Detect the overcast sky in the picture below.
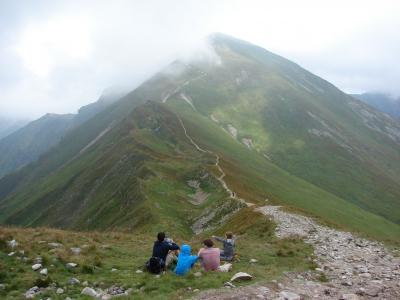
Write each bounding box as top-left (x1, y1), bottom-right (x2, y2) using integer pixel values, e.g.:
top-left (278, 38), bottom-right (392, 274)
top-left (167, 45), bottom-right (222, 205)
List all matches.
top-left (1, 0), bottom-right (399, 120)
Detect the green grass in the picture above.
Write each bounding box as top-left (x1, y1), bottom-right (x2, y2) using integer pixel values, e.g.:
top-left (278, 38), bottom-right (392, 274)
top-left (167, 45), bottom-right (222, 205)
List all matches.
top-left (0, 34), bottom-right (399, 246)
top-left (0, 207), bottom-right (319, 300)
top-left (164, 95), bottom-right (400, 241)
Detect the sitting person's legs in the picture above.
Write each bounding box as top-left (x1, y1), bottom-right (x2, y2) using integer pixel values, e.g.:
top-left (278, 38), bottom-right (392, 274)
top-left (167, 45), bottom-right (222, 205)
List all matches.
top-left (166, 249), bottom-right (179, 266)
top-left (219, 263), bottom-right (232, 272)
top-left (220, 250), bottom-right (232, 261)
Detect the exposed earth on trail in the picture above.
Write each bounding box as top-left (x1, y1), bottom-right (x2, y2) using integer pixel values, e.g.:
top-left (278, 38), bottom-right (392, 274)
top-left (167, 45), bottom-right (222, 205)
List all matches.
top-left (188, 206), bottom-right (400, 300)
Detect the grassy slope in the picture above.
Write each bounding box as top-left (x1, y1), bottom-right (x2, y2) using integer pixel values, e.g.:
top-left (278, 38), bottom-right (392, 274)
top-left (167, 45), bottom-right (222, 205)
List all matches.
top-left (0, 61), bottom-right (200, 201)
top-left (178, 38), bottom-right (400, 225)
top-left (1, 97), bottom-right (399, 241)
top-left (0, 34), bottom-right (399, 243)
top-left (0, 210), bottom-right (318, 300)
top-left (0, 114), bottom-right (75, 178)
top-left (167, 97), bottom-right (400, 241)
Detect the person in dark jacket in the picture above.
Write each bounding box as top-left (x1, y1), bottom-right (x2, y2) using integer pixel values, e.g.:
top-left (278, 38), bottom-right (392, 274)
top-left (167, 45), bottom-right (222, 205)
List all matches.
top-left (212, 231), bottom-right (235, 261)
top-left (174, 244), bottom-right (198, 276)
top-left (152, 232), bottom-right (180, 267)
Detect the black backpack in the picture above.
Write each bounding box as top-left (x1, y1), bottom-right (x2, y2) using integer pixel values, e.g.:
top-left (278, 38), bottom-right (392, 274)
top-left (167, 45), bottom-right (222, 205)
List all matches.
top-left (146, 257), bottom-right (166, 274)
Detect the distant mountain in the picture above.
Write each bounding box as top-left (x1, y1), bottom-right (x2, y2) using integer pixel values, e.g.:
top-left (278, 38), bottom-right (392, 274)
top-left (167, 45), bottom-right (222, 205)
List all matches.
top-left (0, 87), bottom-right (126, 178)
top-left (0, 118), bottom-right (31, 140)
top-left (0, 33), bottom-right (399, 241)
top-left (351, 93), bottom-right (400, 120)
top-left (73, 86), bottom-right (128, 125)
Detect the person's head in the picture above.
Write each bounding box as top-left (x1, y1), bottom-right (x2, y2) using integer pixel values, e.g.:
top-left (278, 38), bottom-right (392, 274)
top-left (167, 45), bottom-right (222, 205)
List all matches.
top-left (157, 232), bottom-right (166, 242)
top-left (181, 244), bottom-right (191, 255)
top-left (203, 238), bottom-right (213, 248)
top-left (225, 232), bottom-right (233, 239)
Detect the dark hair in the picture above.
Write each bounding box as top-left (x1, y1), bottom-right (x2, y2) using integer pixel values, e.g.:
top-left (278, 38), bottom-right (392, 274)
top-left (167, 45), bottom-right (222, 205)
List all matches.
top-left (203, 238), bottom-right (213, 248)
top-left (226, 232), bottom-right (233, 239)
top-left (157, 232), bottom-right (166, 242)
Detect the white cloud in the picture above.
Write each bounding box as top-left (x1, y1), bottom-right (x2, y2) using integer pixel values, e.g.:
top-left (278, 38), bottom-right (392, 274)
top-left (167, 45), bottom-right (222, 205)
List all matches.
top-left (1, 0), bottom-right (399, 120)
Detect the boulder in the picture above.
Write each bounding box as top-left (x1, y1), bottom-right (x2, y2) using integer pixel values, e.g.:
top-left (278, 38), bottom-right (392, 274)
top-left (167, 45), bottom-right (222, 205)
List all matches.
top-left (31, 264), bottom-right (42, 271)
top-left (70, 247), bottom-right (81, 254)
top-left (279, 291), bottom-right (301, 300)
top-left (81, 287), bottom-right (97, 297)
top-left (34, 257), bottom-right (42, 264)
top-left (66, 263), bottom-right (77, 268)
top-left (39, 268), bottom-right (48, 276)
top-left (68, 278), bottom-right (80, 285)
top-left (230, 272), bottom-right (252, 282)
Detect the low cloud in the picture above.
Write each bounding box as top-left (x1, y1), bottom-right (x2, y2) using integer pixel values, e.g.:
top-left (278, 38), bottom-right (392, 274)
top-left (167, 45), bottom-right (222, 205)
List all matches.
top-left (1, 0), bottom-right (399, 120)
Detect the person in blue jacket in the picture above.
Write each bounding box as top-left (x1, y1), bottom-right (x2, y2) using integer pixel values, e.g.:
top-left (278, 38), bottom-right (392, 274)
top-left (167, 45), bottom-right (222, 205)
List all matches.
top-left (174, 244), bottom-right (198, 276)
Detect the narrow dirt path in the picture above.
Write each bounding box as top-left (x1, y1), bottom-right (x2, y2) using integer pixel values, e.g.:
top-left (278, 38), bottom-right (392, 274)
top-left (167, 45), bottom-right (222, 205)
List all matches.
top-left (164, 64), bottom-right (236, 200)
top-left (165, 65), bottom-right (400, 300)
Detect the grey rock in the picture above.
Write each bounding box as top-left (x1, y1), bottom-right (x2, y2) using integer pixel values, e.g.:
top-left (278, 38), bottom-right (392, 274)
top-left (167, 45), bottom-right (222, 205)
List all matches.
top-left (341, 279), bottom-right (353, 286)
top-left (257, 286), bottom-right (270, 293)
top-left (230, 272), bottom-right (252, 282)
top-left (34, 257), bottom-right (42, 264)
top-left (341, 294), bottom-right (359, 300)
top-left (7, 239), bottom-right (16, 249)
top-left (68, 278), bottom-right (80, 285)
top-left (81, 287), bottom-right (97, 297)
top-left (356, 288), bottom-right (366, 296)
top-left (223, 282), bottom-right (235, 288)
top-left (66, 263), bottom-right (77, 268)
top-left (70, 247), bottom-right (81, 254)
top-left (31, 264), bottom-right (42, 271)
top-left (39, 268), bottom-right (48, 276)
top-left (279, 291), bottom-right (301, 300)
top-left (366, 288), bottom-right (382, 297)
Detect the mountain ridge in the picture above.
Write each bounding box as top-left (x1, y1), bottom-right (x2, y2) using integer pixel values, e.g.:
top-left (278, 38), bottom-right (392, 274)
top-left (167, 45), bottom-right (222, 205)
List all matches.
top-left (0, 33), bottom-right (399, 240)
top-left (351, 92), bottom-right (400, 120)
top-left (0, 87), bottom-right (126, 179)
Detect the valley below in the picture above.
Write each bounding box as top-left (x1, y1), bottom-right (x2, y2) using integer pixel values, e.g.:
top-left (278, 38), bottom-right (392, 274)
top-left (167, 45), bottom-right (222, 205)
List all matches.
top-left (1, 32), bottom-right (400, 300)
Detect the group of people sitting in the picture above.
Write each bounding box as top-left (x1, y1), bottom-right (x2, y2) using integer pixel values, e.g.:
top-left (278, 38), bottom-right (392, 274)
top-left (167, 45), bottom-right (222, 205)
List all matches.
top-left (152, 231), bottom-right (235, 276)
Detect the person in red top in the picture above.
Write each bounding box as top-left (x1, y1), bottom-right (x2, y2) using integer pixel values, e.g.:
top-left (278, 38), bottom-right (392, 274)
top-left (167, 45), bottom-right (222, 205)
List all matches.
top-left (198, 238), bottom-right (232, 272)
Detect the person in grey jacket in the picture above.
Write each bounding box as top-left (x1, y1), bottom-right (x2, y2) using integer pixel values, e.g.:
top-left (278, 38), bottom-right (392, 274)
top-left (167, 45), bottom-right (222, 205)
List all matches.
top-left (212, 231), bottom-right (235, 261)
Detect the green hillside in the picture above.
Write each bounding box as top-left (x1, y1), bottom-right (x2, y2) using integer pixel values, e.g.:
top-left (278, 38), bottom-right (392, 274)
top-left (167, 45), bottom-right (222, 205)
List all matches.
top-left (0, 88), bottom-right (125, 179)
top-left (0, 33), bottom-right (399, 242)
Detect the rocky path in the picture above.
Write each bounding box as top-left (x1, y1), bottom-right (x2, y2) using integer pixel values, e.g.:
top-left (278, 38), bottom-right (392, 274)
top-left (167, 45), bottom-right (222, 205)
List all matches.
top-left (164, 64), bottom-right (236, 199)
top-left (190, 206), bottom-right (400, 300)
top-left (165, 64), bottom-right (400, 299)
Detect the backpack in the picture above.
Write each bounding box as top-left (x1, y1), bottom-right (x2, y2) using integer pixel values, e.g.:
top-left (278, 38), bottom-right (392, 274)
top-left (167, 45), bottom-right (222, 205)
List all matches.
top-left (146, 257), bottom-right (166, 274)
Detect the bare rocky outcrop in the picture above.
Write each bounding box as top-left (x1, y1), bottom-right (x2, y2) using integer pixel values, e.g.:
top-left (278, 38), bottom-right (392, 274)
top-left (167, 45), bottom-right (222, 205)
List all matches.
top-left (187, 180), bottom-right (210, 205)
